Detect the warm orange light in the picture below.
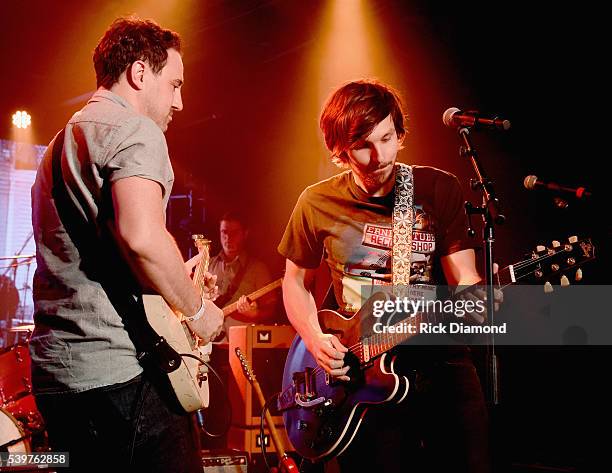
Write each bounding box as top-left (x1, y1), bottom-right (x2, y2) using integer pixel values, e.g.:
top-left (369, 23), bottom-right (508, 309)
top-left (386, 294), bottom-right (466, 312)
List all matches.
top-left (12, 111), bottom-right (32, 129)
top-left (270, 1), bottom-right (407, 225)
top-left (323, 0), bottom-right (372, 78)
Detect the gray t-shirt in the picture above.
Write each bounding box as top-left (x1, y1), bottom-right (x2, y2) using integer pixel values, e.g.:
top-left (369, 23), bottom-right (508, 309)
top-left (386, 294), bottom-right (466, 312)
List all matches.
top-left (30, 90), bottom-right (174, 394)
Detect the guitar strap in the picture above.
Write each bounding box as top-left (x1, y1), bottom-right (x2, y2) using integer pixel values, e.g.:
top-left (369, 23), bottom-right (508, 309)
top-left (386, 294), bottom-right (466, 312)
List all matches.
top-left (322, 164), bottom-right (414, 311)
top-left (392, 163), bottom-right (414, 288)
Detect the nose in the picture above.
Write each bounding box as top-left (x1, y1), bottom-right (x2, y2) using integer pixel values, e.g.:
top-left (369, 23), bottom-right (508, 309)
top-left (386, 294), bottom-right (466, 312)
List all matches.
top-left (369, 143), bottom-right (382, 164)
top-left (172, 88), bottom-right (183, 112)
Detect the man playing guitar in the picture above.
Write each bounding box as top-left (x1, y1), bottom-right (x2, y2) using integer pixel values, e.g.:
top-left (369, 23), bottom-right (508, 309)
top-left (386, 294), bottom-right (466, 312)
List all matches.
top-left (204, 210), bottom-right (280, 448)
top-left (30, 17), bottom-right (224, 472)
top-left (278, 79), bottom-right (501, 472)
top-left (209, 211), bottom-right (279, 341)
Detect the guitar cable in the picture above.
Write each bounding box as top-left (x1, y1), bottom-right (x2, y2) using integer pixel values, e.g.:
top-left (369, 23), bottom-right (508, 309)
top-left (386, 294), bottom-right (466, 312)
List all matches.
top-left (260, 392), bottom-right (281, 472)
top-left (179, 353), bottom-right (233, 438)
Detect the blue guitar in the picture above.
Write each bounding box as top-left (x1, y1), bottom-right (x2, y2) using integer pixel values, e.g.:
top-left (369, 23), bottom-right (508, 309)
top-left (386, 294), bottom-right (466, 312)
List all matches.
top-left (277, 237), bottom-right (595, 462)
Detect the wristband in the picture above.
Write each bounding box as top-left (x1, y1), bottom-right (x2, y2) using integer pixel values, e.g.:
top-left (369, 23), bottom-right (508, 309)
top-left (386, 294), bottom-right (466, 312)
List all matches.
top-left (185, 296), bottom-right (206, 322)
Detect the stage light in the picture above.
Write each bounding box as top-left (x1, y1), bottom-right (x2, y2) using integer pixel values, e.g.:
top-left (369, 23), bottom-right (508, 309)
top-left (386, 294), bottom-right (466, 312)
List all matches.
top-left (12, 111), bottom-right (32, 129)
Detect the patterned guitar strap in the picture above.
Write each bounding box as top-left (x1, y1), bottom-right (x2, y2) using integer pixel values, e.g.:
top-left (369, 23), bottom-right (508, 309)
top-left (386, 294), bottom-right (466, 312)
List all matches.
top-left (392, 163), bottom-right (414, 295)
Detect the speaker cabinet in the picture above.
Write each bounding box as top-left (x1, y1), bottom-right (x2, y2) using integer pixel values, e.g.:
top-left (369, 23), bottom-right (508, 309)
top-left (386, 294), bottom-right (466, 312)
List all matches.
top-left (227, 324), bottom-right (295, 452)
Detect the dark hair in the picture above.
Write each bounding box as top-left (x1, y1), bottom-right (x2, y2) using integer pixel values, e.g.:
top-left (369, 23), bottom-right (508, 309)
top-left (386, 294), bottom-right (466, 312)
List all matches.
top-left (93, 17), bottom-right (181, 89)
top-left (220, 211), bottom-right (249, 229)
top-left (319, 79), bottom-right (407, 167)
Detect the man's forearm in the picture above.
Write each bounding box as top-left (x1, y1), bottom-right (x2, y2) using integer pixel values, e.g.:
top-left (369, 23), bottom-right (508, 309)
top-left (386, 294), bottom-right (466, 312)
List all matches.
top-left (282, 277), bottom-right (322, 345)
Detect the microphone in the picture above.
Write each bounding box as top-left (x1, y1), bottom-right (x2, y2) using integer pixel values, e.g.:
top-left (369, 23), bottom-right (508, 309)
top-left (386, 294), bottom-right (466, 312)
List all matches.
top-left (523, 175), bottom-right (592, 199)
top-left (443, 107), bottom-right (511, 131)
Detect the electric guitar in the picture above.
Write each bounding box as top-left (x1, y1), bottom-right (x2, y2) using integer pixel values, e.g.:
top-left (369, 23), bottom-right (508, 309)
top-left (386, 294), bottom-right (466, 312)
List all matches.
top-left (142, 234), bottom-right (213, 412)
top-left (278, 236), bottom-right (596, 461)
top-left (222, 278), bottom-right (282, 318)
top-left (235, 347), bottom-right (298, 473)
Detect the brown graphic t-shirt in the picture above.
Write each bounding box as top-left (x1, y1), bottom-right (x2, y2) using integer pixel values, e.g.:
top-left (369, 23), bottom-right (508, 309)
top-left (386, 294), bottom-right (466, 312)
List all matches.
top-left (278, 164), bottom-right (473, 314)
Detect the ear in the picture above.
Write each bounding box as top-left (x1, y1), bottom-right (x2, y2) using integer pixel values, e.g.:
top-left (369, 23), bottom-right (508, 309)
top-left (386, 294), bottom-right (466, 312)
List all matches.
top-left (126, 60), bottom-right (147, 91)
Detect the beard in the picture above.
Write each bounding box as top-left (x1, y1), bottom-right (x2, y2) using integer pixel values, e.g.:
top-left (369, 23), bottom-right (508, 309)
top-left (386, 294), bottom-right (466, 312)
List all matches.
top-left (361, 163), bottom-right (394, 189)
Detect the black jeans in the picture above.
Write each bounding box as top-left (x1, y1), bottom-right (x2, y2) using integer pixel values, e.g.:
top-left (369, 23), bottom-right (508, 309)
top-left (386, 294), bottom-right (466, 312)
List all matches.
top-left (35, 372), bottom-right (201, 473)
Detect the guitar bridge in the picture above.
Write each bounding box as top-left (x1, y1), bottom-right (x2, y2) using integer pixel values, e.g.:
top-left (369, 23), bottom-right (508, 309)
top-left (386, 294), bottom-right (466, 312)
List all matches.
top-left (292, 368), bottom-right (326, 408)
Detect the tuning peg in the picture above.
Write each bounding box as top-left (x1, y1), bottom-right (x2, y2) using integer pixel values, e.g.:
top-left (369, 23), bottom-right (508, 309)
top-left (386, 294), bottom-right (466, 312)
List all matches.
top-left (568, 236), bottom-right (578, 243)
top-left (544, 281), bottom-right (554, 293)
top-left (536, 245), bottom-right (546, 252)
top-left (560, 275), bottom-right (570, 287)
top-left (575, 268), bottom-right (583, 281)
top-left (552, 240), bottom-right (561, 248)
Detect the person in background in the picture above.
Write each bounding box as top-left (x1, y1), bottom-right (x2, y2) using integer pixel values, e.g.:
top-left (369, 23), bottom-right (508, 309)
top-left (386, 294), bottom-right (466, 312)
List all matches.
top-left (209, 210), bottom-right (279, 341)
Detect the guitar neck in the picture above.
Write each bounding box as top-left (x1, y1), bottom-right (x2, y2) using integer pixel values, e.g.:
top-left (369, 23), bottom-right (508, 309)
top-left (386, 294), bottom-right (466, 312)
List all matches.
top-left (367, 238), bottom-right (596, 360)
top-left (222, 278), bottom-right (282, 317)
top-left (193, 246), bottom-right (211, 300)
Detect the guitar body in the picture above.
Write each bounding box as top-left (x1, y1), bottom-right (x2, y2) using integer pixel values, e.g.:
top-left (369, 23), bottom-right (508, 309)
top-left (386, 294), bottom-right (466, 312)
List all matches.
top-left (281, 308), bottom-right (409, 462)
top-left (141, 269), bottom-right (280, 412)
top-left (142, 294), bottom-right (209, 412)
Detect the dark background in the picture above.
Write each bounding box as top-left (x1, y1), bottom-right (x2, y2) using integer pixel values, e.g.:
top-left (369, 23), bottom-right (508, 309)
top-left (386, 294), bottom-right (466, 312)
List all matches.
top-left (1, 1), bottom-right (608, 470)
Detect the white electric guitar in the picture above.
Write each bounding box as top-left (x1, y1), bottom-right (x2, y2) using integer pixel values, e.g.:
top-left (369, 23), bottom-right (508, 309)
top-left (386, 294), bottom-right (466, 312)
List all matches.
top-left (142, 234), bottom-right (212, 412)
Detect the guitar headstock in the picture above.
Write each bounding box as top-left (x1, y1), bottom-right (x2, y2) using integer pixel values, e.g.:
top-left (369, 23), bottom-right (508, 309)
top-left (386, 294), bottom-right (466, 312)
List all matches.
top-left (191, 234), bottom-right (212, 273)
top-left (506, 236), bottom-right (595, 290)
top-left (235, 347), bottom-right (255, 383)
top-left (192, 234), bottom-right (211, 253)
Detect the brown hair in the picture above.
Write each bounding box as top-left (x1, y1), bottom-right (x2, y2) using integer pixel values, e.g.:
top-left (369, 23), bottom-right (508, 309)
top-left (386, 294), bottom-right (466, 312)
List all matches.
top-left (93, 17), bottom-right (181, 89)
top-left (319, 79), bottom-right (407, 167)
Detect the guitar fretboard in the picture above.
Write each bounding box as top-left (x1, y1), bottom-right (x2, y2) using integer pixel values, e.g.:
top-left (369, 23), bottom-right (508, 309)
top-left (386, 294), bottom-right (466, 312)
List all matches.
top-left (222, 278), bottom-right (282, 317)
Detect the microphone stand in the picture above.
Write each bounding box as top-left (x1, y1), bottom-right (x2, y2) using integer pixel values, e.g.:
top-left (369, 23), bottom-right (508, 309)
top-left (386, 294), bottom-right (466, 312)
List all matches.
top-left (457, 126), bottom-right (505, 406)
